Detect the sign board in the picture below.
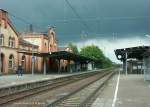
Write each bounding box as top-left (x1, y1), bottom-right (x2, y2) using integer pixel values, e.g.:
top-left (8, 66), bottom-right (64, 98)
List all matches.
top-left (32, 56), bottom-right (37, 62)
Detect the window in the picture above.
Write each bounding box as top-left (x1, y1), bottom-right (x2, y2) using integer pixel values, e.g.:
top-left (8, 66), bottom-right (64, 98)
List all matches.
top-left (0, 34), bottom-right (4, 46)
top-left (9, 37), bottom-right (15, 48)
top-left (51, 32), bottom-right (54, 36)
top-left (12, 38), bottom-right (15, 47)
top-left (21, 55), bottom-right (26, 69)
top-left (50, 44), bottom-right (52, 48)
top-left (9, 55), bottom-right (14, 69)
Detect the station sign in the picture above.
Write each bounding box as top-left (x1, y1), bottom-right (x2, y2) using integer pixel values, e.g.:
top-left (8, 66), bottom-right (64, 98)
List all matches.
top-left (32, 56), bottom-right (37, 62)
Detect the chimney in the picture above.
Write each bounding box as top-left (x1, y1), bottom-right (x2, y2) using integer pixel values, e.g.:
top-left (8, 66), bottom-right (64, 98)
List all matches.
top-left (29, 24), bottom-right (33, 33)
top-left (0, 9), bottom-right (8, 28)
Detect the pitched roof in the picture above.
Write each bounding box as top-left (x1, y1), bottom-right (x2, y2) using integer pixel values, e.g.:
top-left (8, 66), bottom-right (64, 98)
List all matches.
top-left (18, 51), bottom-right (96, 63)
top-left (19, 38), bottom-right (39, 48)
top-left (114, 46), bottom-right (150, 61)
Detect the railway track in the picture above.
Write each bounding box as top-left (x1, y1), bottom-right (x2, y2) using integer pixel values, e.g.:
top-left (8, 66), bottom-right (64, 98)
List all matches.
top-left (0, 69), bottom-right (110, 106)
top-left (47, 71), bottom-right (114, 107)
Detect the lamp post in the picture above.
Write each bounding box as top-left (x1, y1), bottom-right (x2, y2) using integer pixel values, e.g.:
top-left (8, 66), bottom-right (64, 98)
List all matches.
top-left (31, 40), bottom-right (35, 75)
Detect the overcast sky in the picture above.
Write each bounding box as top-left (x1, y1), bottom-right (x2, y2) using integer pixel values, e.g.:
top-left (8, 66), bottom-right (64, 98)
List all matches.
top-left (0, 0), bottom-right (150, 62)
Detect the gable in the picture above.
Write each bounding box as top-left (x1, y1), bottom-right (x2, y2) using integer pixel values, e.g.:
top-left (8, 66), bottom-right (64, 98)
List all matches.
top-left (0, 9), bottom-right (19, 37)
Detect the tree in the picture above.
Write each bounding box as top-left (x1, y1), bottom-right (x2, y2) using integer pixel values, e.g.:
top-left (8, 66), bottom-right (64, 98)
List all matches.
top-left (101, 57), bottom-right (112, 68)
top-left (80, 45), bottom-right (112, 68)
top-left (68, 43), bottom-right (79, 54)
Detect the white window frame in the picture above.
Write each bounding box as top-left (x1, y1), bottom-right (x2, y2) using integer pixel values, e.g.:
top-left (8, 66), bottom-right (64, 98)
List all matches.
top-left (0, 34), bottom-right (4, 46)
top-left (9, 55), bottom-right (14, 69)
top-left (9, 37), bottom-right (15, 48)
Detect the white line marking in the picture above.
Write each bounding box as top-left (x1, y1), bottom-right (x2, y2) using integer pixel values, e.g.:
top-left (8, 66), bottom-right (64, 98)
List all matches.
top-left (112, 71), bottom-right (120, 107)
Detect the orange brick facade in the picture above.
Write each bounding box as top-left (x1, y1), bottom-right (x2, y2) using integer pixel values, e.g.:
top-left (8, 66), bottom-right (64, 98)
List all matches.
top-left (0, 9), bottom-right (19, 74)
top-left (0, 9), bottom-right (61, 74)
top-left (21, 30), bottom-right (58, 73)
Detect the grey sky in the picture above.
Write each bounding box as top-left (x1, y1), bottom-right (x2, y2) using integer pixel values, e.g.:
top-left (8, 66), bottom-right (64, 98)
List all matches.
top-left (0, 0), bottom-right (150, 45)
top-left (1, 0), bottom-right (150, 62)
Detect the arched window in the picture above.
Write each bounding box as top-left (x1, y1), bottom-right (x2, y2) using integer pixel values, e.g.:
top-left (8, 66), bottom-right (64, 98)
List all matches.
top-left (12, 38), bottom-right (15, 47)
top-left (45, 42), bottom-right (47, 47)
top-left (9, 37), bottom-right (12, 47)
top-left (9, 55), bottom-right (14, 68)
top-left (9, 37), bottom-right (15, 48)
top-left (0, 34), bottom-right (4, 46)
top-left (49, 44), bottom-right (52, 51)
top-left (51, 32), bottom-right (54, 36)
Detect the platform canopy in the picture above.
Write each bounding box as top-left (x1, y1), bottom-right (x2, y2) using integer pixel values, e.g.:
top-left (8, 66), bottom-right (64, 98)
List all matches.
top-left (18, 51), bottom-right (96, 63)
top-left (114, 46), bottom-right (150, 61)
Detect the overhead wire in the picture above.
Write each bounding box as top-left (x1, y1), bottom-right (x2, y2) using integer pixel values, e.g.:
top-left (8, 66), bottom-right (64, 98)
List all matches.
top-left (8, 12), bottom-right (46, 32)
top-left (64, 0), bottom-right (91, 35)
top-left (5, 3), bottom-right (150, 35)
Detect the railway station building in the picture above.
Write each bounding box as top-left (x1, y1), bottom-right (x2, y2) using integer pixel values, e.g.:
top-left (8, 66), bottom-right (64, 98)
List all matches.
top-left (21, 28), bottom-right (59, 73)
top-left (0, 9), bottom-right (66, 74)
top-left (0, 9), bottom-right (95, 75)
top-left (0, 9), bottom-right (19, 74)
top-left (0, 9), bottom-right (40, 74)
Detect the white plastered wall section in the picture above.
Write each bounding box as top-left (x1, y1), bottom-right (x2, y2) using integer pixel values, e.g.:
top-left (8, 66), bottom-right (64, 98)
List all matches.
top-left (144, 57), bottom-right (150, 80)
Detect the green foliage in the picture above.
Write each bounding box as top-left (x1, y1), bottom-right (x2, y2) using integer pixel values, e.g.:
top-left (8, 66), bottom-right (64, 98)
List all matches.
top-left (68, 43), bottom-right (79, 54)
top-left (101, 57), bottom-right (113, 68)
top-left (80, 45), bottom-right (112, 68)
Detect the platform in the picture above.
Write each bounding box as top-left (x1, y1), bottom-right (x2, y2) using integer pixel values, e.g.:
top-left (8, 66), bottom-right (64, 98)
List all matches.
top-left (91, 73), bottom-right (150, 107)
top-left (0, 71), bottom-right (96, 89)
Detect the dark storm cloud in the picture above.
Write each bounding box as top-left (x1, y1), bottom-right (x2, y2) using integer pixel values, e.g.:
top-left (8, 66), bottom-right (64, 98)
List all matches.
top-left (0, 0), bottom-right (150, 43)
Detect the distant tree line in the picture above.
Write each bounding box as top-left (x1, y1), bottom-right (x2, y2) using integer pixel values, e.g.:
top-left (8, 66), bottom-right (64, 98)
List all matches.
top-left (68, 43), bottom-right (113, 68)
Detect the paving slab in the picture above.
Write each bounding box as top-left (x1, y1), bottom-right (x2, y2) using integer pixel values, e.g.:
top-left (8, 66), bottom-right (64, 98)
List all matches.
top-left (0, 70), bottom-right (102, 89)
top-left (0, 74), bottom-right (67, 88)
top-left (91, 73), bottom-right (150, 107)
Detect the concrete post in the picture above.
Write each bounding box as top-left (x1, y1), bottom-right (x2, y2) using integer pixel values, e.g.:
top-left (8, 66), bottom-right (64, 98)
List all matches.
top-left (123, 52), bottom-right (128, 75)
top-left (70, 64), bottom-right (72, 73)
top-left (68, 60), bottom-right (72, 73)
top-left (58, 59), bottom-right (60, 73)
top-left (132, 62), bottom-right (133, 74)
top-left (86, 63), bottom-right (88, 71)
top-left (123, 60), bottom-right (126, 74)
top-left (0, 27), bottom-right (1, 74)
top-left (125, 52), bottom-right (128, 75)
top-left (75, 62), bottom-right (77, 72)
top-left (32, 57), bottom-right (34, 75)
top-left (141, 64), bottom-right (143, 74)
top-left (0, 53), bottom-right (1, 74)
top-left (129, 61), bottom-right (133, 74)
top-left (92, 62), bottom-right (95, 70)
top-left (43, 58), bottom-right (46, 75)
top-left (137, 64), bottom-right (138, 74)
top-left (81, 63), bottom-right (83, 71)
